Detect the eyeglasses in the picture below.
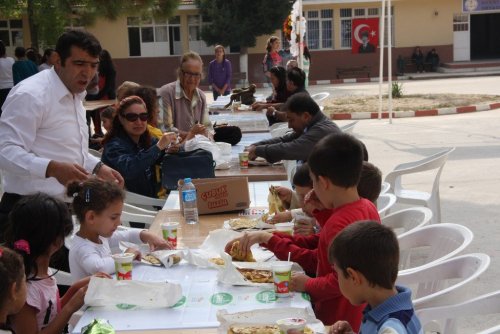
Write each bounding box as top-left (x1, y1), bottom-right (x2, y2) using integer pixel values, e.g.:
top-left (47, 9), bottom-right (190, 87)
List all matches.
top-left (181, 69), bottom-right (202, 79)
top-left (121, 113), bottom-right (148, 122)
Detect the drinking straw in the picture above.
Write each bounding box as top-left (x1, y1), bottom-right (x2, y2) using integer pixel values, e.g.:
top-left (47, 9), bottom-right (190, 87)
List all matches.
top-left (288, 252), bottom-right (291, 262)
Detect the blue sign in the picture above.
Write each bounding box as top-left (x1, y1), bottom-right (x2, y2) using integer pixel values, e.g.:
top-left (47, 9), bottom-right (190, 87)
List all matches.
top-left (464, 0), bottom-right (500, 12)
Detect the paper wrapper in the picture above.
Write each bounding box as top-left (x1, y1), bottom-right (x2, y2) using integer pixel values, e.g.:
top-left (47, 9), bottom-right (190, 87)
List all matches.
top-left (119, 242), bottom-right (184, 268)
top-left (223, 217), bottom-right (275, 231)
top-left (217, 307), bottom-right (325, 334)
top-left (185, 229), bottom-right (275, 268)
top-left (81, 319), bottom-right (115, 334)
top-left (218, 256), bottom-right (303, 287)
top-left (85, 277), bottom-right (182, 309)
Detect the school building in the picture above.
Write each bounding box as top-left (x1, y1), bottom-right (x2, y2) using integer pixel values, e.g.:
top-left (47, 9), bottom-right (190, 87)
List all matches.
top-left (1, 0), bottom-right (499, 86)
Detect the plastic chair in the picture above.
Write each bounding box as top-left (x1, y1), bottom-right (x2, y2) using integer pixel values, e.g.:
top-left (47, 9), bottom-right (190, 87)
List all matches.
top-left (380, 181), bottom-right (390, 195)
top-left (125, 191), bottom-right (165, 210)
top-left (397, 223), bottom-right (473, 274)
top-left (340, 121), bottom-right (358, 134)
top-left (270, 123), bottom-right (292, 138)
top-left (416, 288), bottom-right (499, 334)
top-left (310, 92), bottom-right (330, 104)
top-left (51, 267), bottom-right (73, 286)
top-left (382, 207), bottom-right (433, 238)
top-left (123, 203), bottom-right (158, 216)
top-left (89, 148), bottom-right (102, 158)
top-left (397, 253), bottom-right (490, 310)
top-left (121, 210), bottom-right (155, 227)
top-left (376, 193), bottom-right (397, 217)
top-left (384, 147), bottom-right (455, 224)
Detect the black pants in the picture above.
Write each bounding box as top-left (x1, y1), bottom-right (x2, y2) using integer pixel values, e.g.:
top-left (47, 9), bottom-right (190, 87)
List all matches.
top-left (0, 88), bottom-right (12, 117)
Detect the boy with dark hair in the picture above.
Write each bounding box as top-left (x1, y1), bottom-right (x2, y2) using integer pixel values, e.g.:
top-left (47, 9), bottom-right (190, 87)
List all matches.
top-left (358, 161), bottom-right (382, 204)
top-left (329, 221), bottom-right (422, 334)
top-left (12, 46), bottom-right (38, 85)
top-left (226, 133), bottom-right (380, 328)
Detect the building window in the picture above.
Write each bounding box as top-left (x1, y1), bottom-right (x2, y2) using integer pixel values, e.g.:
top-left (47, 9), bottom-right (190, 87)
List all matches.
top-left (127, 16), bottom-right (169, 57)
top-left (306, 9), bottom-right (333, 50)
top-left (340, 7), bottom-right (393, 49)
top-left (188, 15), bottom-right (212, 55)
top-left (0, 19), bottom-right (24, 53)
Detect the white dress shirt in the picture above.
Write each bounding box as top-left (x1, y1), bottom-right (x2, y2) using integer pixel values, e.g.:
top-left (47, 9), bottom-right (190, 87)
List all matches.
top-left (0, 67), bottom-right (100, 198)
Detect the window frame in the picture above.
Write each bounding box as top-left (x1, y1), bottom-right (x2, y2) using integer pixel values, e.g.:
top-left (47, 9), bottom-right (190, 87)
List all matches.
top-left (304, 9), bottom-right (334, 51)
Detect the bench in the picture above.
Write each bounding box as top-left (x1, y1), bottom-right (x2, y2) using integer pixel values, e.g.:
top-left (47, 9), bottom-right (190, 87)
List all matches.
top-left (336, 66), bottom-right (371, 79)
top-left (399, 57), bottom-right (432, 75)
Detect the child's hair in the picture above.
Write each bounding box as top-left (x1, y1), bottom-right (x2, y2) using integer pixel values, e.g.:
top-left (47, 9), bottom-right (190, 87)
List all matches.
top-left (101, 106), bottom-right (115, 120)
top-left (4, 193), bottom-right (73, 279)
top-left (67, 178), bottom-right (125, 223)
top-left (266, 36), bottom-right (280, 53)
top-left (293, 162), bottom-right (312, 188)
top-left (358, 161), bottom-right (382, 204)
top-left (308, 133), bottom-right (364, 188)
top-left (329, 221), bottom-right (399, 289)
top-left (0, 246), bottom-right (25, 310)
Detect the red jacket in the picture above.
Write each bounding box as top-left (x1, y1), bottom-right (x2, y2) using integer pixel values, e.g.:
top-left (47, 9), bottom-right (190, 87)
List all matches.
top-left (264, 198), bottom-right (380, 329)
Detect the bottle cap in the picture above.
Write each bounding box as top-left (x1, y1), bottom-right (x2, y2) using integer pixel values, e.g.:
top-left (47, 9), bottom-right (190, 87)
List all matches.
top-left (184, 178), bottom-right (192, 183)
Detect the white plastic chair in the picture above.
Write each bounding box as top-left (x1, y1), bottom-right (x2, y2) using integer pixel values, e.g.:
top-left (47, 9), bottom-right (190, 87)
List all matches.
top-left (380, 181), bottom-right (390, 195)
top-left (123, 203), bottom-right (158, 216)
top-left (397, 253), bottom-right (490, 310)
top-left (382, 207), bottom-right (432, 238)
top-left (125, 191), bottom-right (165, 210)
top-left (121, 210), bottom-right (155, 227)
top-left (416, 288), bottom-right (499, 334)
top-left (397, 223), bottom-right (473, 274)
top-left (384, 147), bottom-right (455, 224)
top-left (376, 193), bottom-right (397, 217)
top-left (88, 148), bottom-right (102, 158)
top-left (311, 92), bottom-right (330, 104)
top-left (340, 121), bottom-right (358, 134)
top-left (270, 123), bottom-right (292, 138)
top-left (52, 267), bottom-right (74, 286)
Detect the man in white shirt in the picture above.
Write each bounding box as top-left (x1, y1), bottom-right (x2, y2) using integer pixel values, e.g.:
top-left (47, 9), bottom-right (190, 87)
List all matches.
top-left (0, 30), bottom-right (124, 239)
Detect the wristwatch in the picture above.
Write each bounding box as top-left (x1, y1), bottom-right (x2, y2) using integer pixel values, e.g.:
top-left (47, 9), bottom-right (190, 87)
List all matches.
top-left (92, 161), bottom-right (104, 175)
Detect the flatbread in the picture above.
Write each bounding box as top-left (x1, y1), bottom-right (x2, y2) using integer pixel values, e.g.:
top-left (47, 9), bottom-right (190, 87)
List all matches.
top-left (228, 325), bottom-right (313, 334)
top-left (209, 257), bottom-right (225, 266)
top-left (229, 241), bottom-right (255, 262)
top-left (268, 186), bottom-right (284, 215)
top-left (229, 218), bottom-right (258, 230)
top-left (143, 254), bottom-right (162, 266)
top-left (236, 268), bottom-right (273, 283)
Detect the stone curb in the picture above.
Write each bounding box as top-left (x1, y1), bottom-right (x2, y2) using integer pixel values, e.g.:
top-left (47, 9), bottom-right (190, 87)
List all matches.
top-left (330, 102), bottom-right (500, 120)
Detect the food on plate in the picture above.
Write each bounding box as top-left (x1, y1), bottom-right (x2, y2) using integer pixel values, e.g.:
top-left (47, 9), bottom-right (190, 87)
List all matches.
top-left (236, 268), bottom-right (273, 283)
top-left (227, 325), bottom-right (313, 334)
top-left (169, 254), bottom-right (181, 265)
top-left (229, 240), bottom-right (255, 262)
top-left (143, 254), bottom-right (162, 266)
top-left (268, 186), bottom-right (285, 215)
top-left (229, 218), bottom-right (258, 230)
top-left (209, 257), bottom-right (225, 266)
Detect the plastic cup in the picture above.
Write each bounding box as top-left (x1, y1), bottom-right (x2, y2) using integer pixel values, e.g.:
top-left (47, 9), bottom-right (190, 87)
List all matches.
top-left (113, 253), bottom-right (135, 280)
top-left (275, 222), bottom-right (294, 236)
top-left (276, 318), bottom-right (307, 334)
top-left (161, 222), bottom-right (179, 248)
top-left (272, 261), bottom-right (293, 297)
top-left (239, 152), bottom-right (249, 169)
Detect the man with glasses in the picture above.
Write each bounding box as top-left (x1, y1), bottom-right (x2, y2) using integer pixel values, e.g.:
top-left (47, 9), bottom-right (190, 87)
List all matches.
top-left (0, 30), bottom-right (124, 240)
top-left (157, 51), bottom-right (212, 140)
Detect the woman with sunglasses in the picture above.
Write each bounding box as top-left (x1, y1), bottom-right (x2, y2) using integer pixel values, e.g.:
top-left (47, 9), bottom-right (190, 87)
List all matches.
top-left (102, 95), bottom-right (177, 198)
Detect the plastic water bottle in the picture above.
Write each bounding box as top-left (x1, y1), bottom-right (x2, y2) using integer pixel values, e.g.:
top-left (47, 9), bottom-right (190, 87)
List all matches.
top-left (181, 178), bottom-right (199, 224)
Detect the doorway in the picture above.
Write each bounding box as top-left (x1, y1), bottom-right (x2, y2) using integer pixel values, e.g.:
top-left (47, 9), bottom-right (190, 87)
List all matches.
top-left (470, 13), bottom-right (500, 59)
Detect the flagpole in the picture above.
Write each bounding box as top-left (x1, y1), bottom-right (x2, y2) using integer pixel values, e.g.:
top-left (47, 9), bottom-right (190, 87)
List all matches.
top-left (378, 0), bottom-right (386, 120)
top-left (387, 0), bottom-right (393, 124)
top-left (298, 0), bottom-right (303, 69)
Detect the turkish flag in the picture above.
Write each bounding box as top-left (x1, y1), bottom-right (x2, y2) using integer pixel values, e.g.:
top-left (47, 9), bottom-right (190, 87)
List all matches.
top-left (352, 18), bottom-right (379, 54)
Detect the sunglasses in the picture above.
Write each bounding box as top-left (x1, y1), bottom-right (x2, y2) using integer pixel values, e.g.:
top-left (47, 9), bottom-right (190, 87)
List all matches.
top-left (121, 113), bottom-right (148, 122)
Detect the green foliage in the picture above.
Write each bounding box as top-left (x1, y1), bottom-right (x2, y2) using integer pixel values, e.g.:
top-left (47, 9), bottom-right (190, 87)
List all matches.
top-left (195, 0), bottom-right (292, 48)
top-left (392, 81), bottom-right (404, 98)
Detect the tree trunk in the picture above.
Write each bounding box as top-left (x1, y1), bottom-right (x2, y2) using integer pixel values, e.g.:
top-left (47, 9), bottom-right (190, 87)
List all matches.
top-left (239, 46), bottom-right (248, 87)
top-left (27, 0), bottom-right (38, 50)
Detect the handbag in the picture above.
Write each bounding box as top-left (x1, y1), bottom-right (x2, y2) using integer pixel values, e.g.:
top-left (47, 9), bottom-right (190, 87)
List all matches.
top-left (161, 149), bottom-right (216, 190)
top-left (214, 124), bottom-right (242, 146)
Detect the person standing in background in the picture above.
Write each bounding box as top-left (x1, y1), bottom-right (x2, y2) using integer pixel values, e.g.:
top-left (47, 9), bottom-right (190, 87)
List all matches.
top-left (208, 45), bottom-right (232, 101)
top-left (0, 40), bottom-right (14, 115)
top-left (12, 47), bottom-right (38, 85)
top-left (302, 45), bottom-right (311, 88)
top-left (38, 48), bottom-right (57, 71)
top-left (262, 36), bottom-right (284, 82)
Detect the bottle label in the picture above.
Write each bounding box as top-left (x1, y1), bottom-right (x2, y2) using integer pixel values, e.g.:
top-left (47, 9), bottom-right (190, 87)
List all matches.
top-left (182, 189), bottom-right (196, 202)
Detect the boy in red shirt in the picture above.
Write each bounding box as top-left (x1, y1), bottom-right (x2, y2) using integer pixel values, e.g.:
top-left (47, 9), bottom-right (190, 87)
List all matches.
top-left (225, 133), bottom-right (380, 330)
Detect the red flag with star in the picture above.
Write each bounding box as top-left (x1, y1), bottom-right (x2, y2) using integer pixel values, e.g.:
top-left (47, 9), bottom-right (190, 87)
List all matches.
top-left (352, 18), bottom-right (379, 54)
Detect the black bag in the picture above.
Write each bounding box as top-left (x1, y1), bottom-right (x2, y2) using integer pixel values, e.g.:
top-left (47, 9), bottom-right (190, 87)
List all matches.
top-left (214, 124), bottom-right (242, 146)
top-left (161, 149), bottom-right (215, 190)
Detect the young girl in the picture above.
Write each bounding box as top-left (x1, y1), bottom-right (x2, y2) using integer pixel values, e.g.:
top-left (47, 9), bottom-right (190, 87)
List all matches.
top-left (4, 193), bottom-right (96, 334)
top-left (0, 246), bottom-right (26, 334)
top-left (68, 178), bottom-right (172, 281)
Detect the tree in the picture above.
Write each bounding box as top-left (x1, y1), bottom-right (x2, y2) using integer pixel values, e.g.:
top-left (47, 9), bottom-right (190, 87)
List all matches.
top-left (195, 0), bottom-right (292, 80)
top-left (0, 0), bottom-right (180, 50)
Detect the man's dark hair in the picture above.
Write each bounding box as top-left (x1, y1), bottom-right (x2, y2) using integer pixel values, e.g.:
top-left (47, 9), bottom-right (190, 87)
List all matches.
top-left (14, 46), bottom-right (25, 59)
top-left (308, 133), bottom-right (364, 188)
top-left (0, 40), bottom-right (6, 57)
top-left (56, 30), bottom-right (101, 66)
top-left (358, 161), bottom-right (382, 204)
top-left (286, 67), bottom-right (306, 89)
top-left (293, 162), bottom-right (312, 188)
top-left (329, 221), bottom-right (399, 290)
top-left (283, 92), bottom-right (319, 116)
